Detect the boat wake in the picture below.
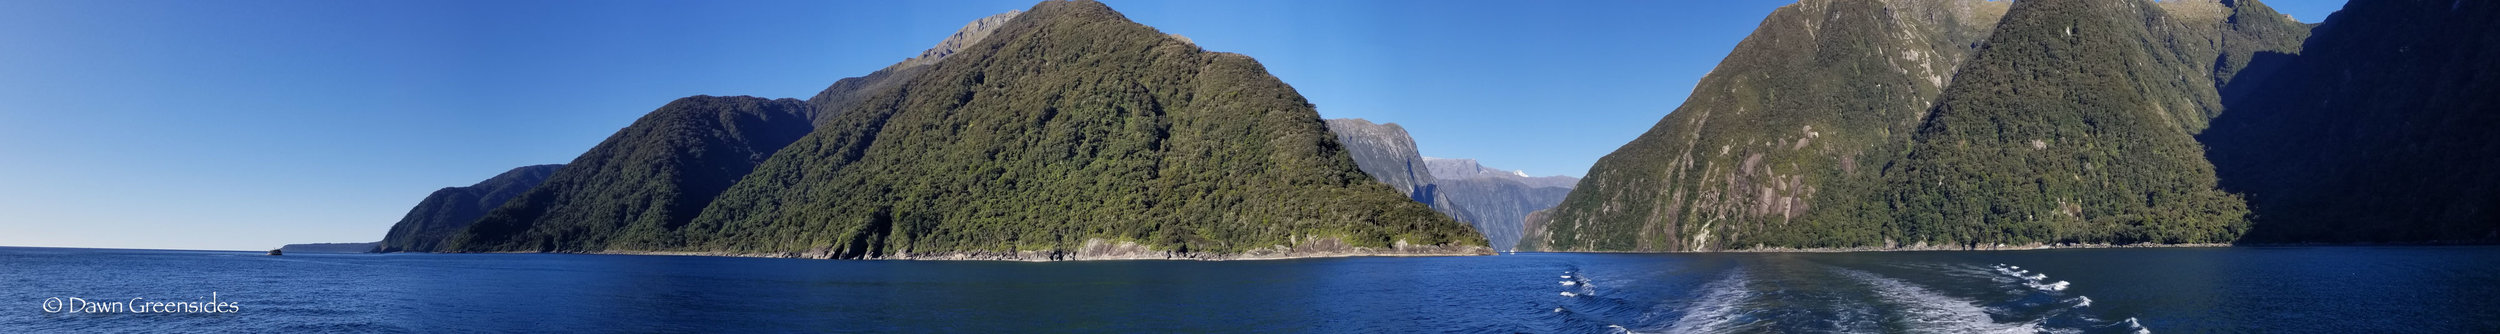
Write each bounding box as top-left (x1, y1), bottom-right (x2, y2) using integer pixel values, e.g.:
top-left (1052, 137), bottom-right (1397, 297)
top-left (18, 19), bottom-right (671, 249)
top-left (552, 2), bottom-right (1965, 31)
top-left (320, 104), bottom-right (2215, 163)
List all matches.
top-left (1836, 267), bottom-right (2050, 334)
top-left (1532, 261), bottom-right (2155, 334)
top-left (1659, 268), bottom-right (1756, 333)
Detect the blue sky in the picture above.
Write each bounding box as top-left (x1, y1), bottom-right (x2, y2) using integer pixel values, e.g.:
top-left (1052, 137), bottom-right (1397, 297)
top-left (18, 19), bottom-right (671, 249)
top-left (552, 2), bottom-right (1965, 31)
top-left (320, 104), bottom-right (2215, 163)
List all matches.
top-left (0, 0), bottom-right (2349, 251)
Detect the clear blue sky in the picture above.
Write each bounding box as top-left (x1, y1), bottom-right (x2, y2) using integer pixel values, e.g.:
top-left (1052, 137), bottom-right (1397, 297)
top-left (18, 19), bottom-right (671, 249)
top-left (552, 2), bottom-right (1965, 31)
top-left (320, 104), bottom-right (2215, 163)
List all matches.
top-left (0, 0), bottom-right (2349, 251)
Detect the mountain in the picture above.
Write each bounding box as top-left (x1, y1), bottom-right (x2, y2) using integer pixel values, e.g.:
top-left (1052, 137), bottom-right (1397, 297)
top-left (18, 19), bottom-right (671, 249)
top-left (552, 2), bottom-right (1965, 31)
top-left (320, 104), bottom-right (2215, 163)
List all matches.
top-left (1432, 172), bottom-right (1575, 253)
top-left (2203, 0), bottom-right (2500, 243)
top-left (1320, 119), bottom-right (1574, 252)
top-left (1527, 0), bottom-right (2012, 252)
top-left (1423, 157), bottom-right (1578, 189)
top-left (445, 97), bottom-right (814, 252)
top-left (446, 1), bottom-right (1487, 259)
top-left (1323, 119), bottom-right (1444, 204)
top-left (372, 164), bottom-right (563, 252)
top-left (1881, 0), bottom-right (2308, 248)
top-left (1526, 0), bottom-right (2309, 252)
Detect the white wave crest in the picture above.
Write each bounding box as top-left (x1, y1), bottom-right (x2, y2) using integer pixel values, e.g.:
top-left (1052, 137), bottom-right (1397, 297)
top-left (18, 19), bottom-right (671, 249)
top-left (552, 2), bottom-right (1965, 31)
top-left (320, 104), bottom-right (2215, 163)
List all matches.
top-left (2120, 317), bottom-right (2150, 334)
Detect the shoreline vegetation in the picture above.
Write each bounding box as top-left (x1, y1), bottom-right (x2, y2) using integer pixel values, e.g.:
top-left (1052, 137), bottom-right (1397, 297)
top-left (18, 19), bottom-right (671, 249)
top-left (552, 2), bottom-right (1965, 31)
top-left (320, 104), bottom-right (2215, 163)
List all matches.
top-left (498, 238), bottom-right (1494, 262)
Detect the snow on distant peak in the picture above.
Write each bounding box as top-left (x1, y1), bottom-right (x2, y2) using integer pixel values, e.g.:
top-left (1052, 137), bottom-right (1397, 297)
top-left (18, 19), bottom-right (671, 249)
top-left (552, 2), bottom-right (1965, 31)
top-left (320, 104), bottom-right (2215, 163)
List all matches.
top-left (1512, 170), bottom-right (1530, 177)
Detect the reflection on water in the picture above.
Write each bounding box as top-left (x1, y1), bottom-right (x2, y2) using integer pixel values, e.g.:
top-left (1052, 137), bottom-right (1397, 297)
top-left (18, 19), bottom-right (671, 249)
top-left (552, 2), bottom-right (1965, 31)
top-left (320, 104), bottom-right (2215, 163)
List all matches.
top-left (1, 246), bottom-right (2494, 332)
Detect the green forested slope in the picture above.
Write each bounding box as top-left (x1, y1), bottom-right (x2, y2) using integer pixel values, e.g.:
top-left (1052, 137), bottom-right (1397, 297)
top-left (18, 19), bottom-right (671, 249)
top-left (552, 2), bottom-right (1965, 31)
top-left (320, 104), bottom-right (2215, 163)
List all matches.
top-left (445, 96), bottom-right (813, 252)
top-left (1881, 0), bottom-right (2285, 246)
top-left (646, 1), bottom-right (1481, 257)
top-left (1528, 0), bottom-right (2010, 251)
top-left (374, 164), bottom-right (563, 252)
top-left (1527, 0), bottom-right (2308, 251)
top-left (2204, 0), bottom-right (2500, 243)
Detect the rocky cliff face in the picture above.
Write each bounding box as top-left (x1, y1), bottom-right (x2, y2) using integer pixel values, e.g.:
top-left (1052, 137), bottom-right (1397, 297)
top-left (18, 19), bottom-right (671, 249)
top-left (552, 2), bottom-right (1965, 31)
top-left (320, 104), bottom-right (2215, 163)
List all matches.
top-left (1324, 119), bottom-right (1441, 203)
top-left (1433, 175), bottom-right (1574, 252)
top-left (2203, 0), bottom-right (2500, 243)
top-left (373, 164), bottom-right (563, 252)
top-left (888, 10), bottom-right (1023, 71)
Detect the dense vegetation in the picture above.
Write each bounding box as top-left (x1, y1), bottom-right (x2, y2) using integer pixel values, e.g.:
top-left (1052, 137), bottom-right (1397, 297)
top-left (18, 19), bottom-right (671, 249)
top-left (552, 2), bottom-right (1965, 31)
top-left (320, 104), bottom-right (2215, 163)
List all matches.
top-left (2203, 0), bottom-right (2500, 243)
top-left (1882, 0), bottom-right (2287, 247)
top-left (445, 97), bottom-right (813, 252)
top-left (1528, 0), bottom-right (2010, 251)
top-left (441, 1), bottom-right (1482, 257)
top-left (1527, 0), bottom-right (2310, 251)
top-left (374, 164), bottom-right (562, 252)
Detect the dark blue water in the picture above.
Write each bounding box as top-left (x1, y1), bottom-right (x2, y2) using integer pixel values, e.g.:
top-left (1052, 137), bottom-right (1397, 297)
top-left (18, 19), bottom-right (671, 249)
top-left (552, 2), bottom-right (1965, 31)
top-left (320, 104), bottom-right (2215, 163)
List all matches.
top-left (4, 246), bottom-right (2496, 333)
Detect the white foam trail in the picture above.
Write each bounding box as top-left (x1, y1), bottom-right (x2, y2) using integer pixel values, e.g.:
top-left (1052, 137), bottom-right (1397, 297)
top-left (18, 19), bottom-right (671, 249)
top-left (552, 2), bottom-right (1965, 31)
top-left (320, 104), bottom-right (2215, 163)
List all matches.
top-left (1664, 269), bottom-right (1754, 333)
top-left (1562, 281), bottom-right (1578, 286)
top-left (1561, 291), bottom-right (1579, 297)
top-left (1606, 324), bottom-right (1630, 333)
top-left (2072, 296), bottom-right (2093, 308)
top-left (2026, 274), bottom-right (2046, 281)
top-left (1838, 268), bottom-right (2044, 334)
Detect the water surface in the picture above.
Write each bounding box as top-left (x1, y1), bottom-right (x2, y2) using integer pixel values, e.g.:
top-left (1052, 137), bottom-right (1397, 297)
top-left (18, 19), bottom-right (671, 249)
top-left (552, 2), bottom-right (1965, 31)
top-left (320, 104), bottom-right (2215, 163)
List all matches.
top-left (3, 246), bottom-right (2494, 332)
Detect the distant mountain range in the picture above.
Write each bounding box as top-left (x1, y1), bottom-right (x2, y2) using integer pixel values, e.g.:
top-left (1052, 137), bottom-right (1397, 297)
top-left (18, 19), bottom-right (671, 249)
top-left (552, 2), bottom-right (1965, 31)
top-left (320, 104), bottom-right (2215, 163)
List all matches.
top-left (361, 0), bottom-right (1488, 259)
top-left (1324, 119), bottom-right (1577, 252)
top-left (1424, 158), bottom-right (1579, 189)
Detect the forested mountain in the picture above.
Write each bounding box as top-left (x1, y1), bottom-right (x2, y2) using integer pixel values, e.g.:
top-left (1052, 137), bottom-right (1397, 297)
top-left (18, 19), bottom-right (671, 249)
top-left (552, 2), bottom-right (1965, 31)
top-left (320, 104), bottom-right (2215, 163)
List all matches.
top-left (440, 1), bottom-right (1486, 259)
top-left (2203, 0), bottom-right (2500, 243)
top-left (372, 164), bottom-right (563, 252)
top-left (1527, 0), bottom-right (2012, 252)
top-left (1526, 0), bottom-right (2309, 251)
top-left (446, 97), bottom-right (814, 252)
top-left (1881, 0), bottom-right (2306, 248)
